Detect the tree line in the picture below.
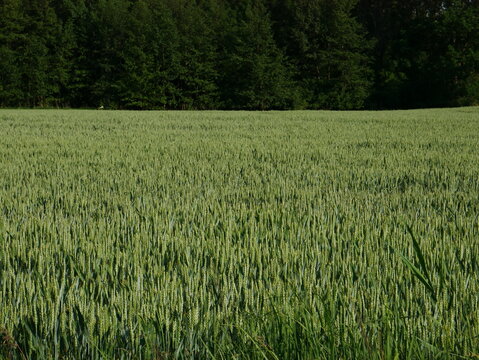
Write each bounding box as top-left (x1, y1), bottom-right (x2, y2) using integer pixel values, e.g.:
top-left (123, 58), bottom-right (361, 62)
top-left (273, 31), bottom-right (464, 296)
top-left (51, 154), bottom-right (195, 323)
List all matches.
top-left (1, 0), bottom-right (478, 110)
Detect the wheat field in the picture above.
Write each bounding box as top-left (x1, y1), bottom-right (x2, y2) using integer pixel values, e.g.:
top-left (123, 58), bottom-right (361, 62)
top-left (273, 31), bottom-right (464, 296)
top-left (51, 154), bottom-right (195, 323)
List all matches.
top-left (1, 108), bottom-right (479, 359)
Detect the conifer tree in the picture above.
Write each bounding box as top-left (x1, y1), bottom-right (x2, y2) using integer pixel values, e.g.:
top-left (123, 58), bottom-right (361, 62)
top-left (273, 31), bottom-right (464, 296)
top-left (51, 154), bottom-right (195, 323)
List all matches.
top-left (271, 0), bottom-right (372, 109)
top-left (119, 0), bottom-right (180, 109)
top-left (1, 0), bottom-right (478, 109)
top-left (165, 0), bottom-right (219, 109)
top-left (0, 0), bottom-right (23, 106)
top-left (220, 0), bottom-right (298, 110)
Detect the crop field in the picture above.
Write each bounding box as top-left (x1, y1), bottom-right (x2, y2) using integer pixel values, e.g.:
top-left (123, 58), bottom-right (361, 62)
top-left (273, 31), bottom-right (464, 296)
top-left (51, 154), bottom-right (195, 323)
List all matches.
top-left (1, 108), bottom-right (479, 359)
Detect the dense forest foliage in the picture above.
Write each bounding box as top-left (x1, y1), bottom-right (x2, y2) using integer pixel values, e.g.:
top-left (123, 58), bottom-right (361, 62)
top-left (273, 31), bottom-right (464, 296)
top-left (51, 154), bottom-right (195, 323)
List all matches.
top-left (1, 0), bottom-right (478, 110)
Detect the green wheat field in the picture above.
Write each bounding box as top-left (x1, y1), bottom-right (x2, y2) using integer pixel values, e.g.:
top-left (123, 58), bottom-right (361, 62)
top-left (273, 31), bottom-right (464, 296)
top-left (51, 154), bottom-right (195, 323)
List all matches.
top-left (1, 108), bottom-right (479, 359)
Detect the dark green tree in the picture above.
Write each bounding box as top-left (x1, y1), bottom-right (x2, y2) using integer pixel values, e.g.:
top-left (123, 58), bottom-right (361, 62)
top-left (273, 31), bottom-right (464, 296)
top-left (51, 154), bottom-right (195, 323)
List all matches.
top-left (433, 2), bottom-right (479, 106)
top-left (271, 0), bottom-right (373, 109)
top-left (357, 0), bottom-right (479, 108)
top-left (118, 0), bottom-right (180, 109)
top-left (0, 0), bottom-right (23, 106)
top-left (220, 0), bottom-right (299, 110)
top-left (0, 0), bottom-right (71, 107)
top-left (164, 0), bottom-right (220, 109)
top-left (1, 0), bottom-right (478, 109)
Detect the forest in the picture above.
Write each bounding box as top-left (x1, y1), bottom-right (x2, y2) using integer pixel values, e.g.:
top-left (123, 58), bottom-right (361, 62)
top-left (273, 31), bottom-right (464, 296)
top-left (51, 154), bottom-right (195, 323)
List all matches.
top-left (1, 0), bottom-right (478, 110)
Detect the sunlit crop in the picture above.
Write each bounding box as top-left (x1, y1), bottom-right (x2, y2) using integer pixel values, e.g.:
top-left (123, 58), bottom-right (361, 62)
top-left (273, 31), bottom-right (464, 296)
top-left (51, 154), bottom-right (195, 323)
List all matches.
top-left (1, 108), bottom-right (478, 359)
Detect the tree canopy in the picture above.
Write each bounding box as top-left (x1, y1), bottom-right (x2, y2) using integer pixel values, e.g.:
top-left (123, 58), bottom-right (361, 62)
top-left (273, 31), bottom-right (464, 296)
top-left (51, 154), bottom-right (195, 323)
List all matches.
top-left (1, 0), bottom-right (478, 109)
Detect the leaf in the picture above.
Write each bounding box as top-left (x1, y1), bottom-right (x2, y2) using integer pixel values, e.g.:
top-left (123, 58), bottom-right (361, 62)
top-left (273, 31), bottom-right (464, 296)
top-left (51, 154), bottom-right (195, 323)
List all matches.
top-left (402, 225), bottom-right (437, 302)
top-left (407, 225), bottom-right (432, 286)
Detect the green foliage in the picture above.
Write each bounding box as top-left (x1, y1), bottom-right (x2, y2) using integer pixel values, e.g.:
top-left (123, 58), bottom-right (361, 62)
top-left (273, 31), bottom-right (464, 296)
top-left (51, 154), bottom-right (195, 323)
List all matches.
top-left (269, 0), bottom-right (373, 109)
top-left (358, 0), bottom-right (479, 109)
top-left (1, 108), bottom-right (479, 359)
top-left (460, 73), bottom-right (479, 105)
top-left (219, 0), bottom-right (299, 110)
top-left (398, 226), bottom-right (436, 302)
top-left (166, 0), bottom-right (220, 110)
top-left (0, 0), bottom-right (23, 106)
top-left (118, 0), bottom-right (181, 109)
top-left (1, 0), bottom-right (479, 109)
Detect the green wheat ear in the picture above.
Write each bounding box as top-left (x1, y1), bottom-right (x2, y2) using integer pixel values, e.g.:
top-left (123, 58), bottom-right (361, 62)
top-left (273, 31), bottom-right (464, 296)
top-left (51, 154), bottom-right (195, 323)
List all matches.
top-left (1, 108), bottom-right (478, 359)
